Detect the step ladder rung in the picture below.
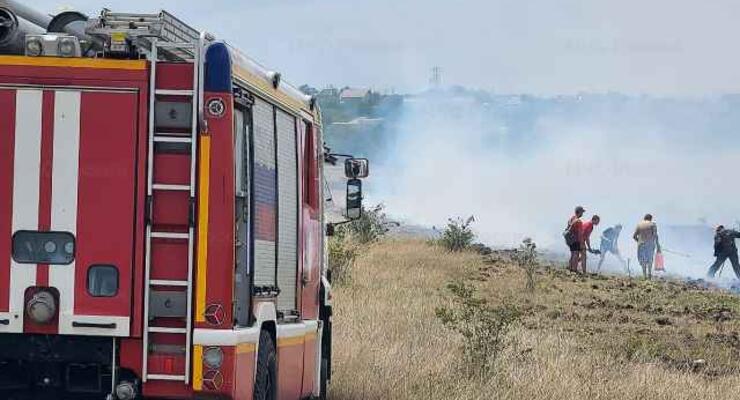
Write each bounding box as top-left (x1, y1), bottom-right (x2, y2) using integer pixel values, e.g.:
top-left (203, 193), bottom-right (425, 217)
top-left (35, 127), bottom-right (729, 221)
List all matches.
top-left (153, 183), bottom-right (191, 191)
top-left (150, 280), bottom-right (189, 287)
top-left (154, 136), bottom-right (193, 144)
top-left (155, 89), bottom-right (194, 96)
top-left (157, 42), bottom-right (196, 50)
top-left (147, 374), bottom-right (187, 382)
top-left (149, 327), bottom-right (188, 334)
top-left (151, 232), bottom-right (190, 240)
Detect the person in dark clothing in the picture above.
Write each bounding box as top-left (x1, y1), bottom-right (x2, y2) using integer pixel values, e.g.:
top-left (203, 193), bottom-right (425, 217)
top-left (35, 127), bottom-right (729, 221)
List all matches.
top-left (597, 224), bottom-right (627, 272)
top-left (565, 206), bottom-right (586, 272)
top-left (708, 225), bottom-right (740, 279)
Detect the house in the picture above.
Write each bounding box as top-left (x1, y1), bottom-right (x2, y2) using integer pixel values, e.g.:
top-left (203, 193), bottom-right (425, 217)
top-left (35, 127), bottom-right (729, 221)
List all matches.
top-left (339, 87), bottom-right (373, 106)
top-left (317, 87), bottom-right (340, 106)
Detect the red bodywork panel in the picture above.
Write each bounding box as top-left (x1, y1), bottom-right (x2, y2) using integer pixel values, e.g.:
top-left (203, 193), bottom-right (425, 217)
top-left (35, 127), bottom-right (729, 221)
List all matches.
top-left (75, 91), bottom-right (139, 317)
top-left (0, 59), bottom-right (149, 339)
top-left (36, 91), bottom-right (54, 290)
top-left (0, 89), bottom-right (15, 313)
top-left (300, 122), bottom-right (322, 321)
top-left (194, 91), bottom-right (235, 331)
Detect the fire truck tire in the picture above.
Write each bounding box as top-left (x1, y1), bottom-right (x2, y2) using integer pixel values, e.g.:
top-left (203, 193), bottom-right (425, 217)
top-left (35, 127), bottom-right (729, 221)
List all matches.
top-left (254, 330), bottom-right (277, 400)
top-left (319, 358), bottom-right (329, 400)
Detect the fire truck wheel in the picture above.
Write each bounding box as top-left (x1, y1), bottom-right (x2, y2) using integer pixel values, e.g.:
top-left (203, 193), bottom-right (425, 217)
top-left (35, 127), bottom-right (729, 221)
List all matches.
top-left (319, 358), bottom-right (329, 400)
top-left (254, 330), bottom-right (277, 400)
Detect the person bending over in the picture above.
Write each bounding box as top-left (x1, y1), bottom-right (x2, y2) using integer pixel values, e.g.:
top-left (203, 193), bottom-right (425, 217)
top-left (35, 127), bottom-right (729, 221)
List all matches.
top-left (597, 224), bottom-right (627, 272)
top-left (708, 225), bottom-right (740, 279)
top-left (578, 215), bottom-right (601, 274)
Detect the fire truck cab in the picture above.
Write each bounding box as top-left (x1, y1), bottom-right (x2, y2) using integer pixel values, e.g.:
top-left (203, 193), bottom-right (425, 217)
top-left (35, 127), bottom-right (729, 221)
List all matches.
top-left (0, 4), bottom-right (366, 400)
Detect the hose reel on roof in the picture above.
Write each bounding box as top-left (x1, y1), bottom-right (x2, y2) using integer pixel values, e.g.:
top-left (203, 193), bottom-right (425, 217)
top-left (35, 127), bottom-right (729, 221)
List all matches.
top-left (0, 3), bottom-right (99, 57)
top-left (48, 11), bottom-right (102, 56)
top-left (0, 7), bottom-right (43, 54)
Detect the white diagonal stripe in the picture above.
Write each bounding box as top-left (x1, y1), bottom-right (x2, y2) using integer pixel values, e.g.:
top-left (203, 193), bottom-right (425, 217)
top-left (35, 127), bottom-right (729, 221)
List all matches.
top-left (50, 90), bottom-right (80, 321)
top-left (3, 90), bottom-right (43, 333)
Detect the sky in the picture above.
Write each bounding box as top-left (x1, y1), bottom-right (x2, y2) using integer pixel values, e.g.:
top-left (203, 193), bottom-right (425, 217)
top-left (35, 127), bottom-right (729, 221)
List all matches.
top-left (26, 0), bottom-right (740, 95)
top-left (21, 0), bottom-right (740, 278)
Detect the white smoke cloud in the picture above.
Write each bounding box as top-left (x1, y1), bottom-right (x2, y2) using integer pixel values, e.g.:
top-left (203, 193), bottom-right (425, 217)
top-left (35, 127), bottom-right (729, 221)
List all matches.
top-left (372, 92), bottom-right (740, 279)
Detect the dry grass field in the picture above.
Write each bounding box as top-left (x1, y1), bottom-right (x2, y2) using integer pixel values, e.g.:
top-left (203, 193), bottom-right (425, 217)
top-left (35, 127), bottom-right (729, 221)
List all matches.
top-left (328, 239), bottom-right (740, 400)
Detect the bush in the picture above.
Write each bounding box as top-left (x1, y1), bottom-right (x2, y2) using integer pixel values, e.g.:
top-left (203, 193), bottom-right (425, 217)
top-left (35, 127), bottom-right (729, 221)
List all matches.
top-left (436, 281), bottom-right (520, 378)
top-left (335, 204), bottom-right (394, 245)
top-left (328, 204), bottom-right (394, 286)
top-left (515, 238), bottom-right (538, 291)
top-left (470, 242), bottom-right (493, 255)
top-left (436, 216), bottom-right (477, 252)
top-left (328, 236), bottom-right (359, 286)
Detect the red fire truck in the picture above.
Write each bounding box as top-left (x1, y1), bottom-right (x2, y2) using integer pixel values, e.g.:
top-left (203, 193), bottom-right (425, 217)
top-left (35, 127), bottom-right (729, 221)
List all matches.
top-left (0, 4), bottom-right (368, 399)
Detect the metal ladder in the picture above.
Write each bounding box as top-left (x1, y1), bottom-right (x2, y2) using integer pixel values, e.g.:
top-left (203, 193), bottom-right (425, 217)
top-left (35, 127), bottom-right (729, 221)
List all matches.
top-left (141, 38), bottom-right (201, 384)
top-left (88, 9), bottom-right (210, 385)
top-left (88, 9), bottom-right (201, 60)
top-left (112, 11), bottom-right (203, 384)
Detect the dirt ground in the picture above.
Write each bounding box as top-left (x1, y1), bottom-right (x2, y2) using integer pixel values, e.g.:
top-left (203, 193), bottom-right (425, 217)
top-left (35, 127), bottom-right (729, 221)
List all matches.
top-left (328, 239), bottom-right (740, 400)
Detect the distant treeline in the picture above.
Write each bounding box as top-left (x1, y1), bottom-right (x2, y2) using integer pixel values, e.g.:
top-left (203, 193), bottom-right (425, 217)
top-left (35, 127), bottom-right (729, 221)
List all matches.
top-left (300, 84), bottom-right (740, 162)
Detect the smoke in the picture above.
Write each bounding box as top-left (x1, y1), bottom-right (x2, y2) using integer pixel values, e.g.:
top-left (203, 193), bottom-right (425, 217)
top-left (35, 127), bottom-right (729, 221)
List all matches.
top-left (370, 90), bottom-right (740, 279)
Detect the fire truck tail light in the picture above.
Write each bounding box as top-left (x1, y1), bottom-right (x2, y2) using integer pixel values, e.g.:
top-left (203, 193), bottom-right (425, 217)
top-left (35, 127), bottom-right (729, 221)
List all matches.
top-left (163, 357), bottom-right (175, 373)
top-left (12, 231), bottom-right (75, 265)
top-left (204, 303), bottom-right (225, 326)
top-left (203, 370), bottom-right (224, 391)
top-left (203, 347), bottom-right (224, 370)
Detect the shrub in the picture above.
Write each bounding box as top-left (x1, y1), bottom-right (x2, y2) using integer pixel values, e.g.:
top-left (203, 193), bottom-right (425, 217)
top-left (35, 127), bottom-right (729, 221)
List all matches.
top-left (470, 242), bottom-right (493, 255)
top-left (335, 204), bottom-right (394, 245)
top-left (328, 236), bottom-right (359, 286)
top-left (328, 204), bottom-right (394, 285)
top-left (436, 216), bottom-right (477, 252)
top-left (436, 281), bottom-right (520, 378)
top-left (515, 238), bottom-right (538, 291)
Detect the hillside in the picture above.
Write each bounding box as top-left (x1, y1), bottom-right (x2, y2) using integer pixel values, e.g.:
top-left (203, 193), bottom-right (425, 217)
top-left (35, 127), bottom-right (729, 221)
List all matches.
top-left (328, 239), bottom-right (740, 400)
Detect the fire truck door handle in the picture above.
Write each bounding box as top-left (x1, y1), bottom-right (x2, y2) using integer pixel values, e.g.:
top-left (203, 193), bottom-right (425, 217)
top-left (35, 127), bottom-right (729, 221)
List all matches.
top-left (0, 319), bottom-right (9, 326)
top-left (72, 321), bottom-right (117, 329)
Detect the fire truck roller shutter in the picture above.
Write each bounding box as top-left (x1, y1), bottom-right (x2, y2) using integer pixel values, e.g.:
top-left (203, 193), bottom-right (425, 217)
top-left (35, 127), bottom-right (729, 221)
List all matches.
top-left (252, 97), bottom-right (277, 288)
top-left (276, 109), bottom-right (298, 313)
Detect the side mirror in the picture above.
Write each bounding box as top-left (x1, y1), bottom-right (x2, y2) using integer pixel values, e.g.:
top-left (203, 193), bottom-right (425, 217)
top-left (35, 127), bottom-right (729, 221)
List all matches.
top-left (345, 158), bottom-right (369, 179)
top-left (346, 179), bottom-right (363, 220)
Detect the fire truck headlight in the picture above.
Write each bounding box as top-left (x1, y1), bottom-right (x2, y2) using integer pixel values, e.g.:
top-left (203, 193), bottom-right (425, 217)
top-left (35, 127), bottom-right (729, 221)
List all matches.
top-left (26, 37), bottom-right (43, 57)
top-left (58, 38), bottom-right (77, 57)
top-left (203, 347), bottom-right (224, 370)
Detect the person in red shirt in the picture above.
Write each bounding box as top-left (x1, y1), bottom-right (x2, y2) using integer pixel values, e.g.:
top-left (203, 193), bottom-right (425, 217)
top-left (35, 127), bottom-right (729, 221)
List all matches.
top-left (578, 215), bottom-right (601, 273)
